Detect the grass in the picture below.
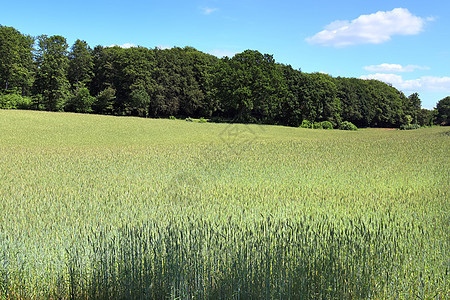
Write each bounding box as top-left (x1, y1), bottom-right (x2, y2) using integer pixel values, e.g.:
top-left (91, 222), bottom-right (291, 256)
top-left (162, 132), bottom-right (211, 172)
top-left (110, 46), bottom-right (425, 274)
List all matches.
top-left (0, 109), bottom-right (449, 299)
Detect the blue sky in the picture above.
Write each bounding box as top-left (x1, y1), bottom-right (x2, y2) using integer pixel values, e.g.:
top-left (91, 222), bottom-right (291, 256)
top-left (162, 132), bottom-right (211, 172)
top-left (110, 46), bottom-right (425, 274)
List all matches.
top-left (1, 0), bottom-right (449, 108)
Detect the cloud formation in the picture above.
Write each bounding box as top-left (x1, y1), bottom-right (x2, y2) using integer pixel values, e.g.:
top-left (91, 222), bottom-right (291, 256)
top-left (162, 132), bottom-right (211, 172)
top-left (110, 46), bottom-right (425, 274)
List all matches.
top-left (201, 7), bottom-right (218, 15)
top-left (360, 73), bottom-right (450, 92)
top-left (109, 43), bottom-right (137, 49)
top-left (307, 8), bottom-right (428, 47)
top-left (156, 45), bottom-right (173, 50)
top-left (364, 63), bottom-right (429, 73)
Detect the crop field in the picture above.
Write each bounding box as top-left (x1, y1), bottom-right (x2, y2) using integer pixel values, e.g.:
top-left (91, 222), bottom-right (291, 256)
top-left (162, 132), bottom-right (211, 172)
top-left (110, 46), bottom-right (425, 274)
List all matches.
top-left (0, 110), bottom-right (449, 299)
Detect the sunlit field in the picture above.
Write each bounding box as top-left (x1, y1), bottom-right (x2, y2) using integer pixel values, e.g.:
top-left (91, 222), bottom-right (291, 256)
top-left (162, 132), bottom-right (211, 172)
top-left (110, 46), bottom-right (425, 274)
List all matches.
top-left (0, 110), bottom-right (449, 299)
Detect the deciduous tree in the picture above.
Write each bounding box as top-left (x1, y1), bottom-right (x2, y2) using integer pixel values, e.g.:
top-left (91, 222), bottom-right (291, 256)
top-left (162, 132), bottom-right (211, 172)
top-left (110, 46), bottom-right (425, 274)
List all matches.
top-left (0, 26), bottom-right (34, 94)
top-left (68, 39), bottom-right (93, 87)
top-left (33, 35), bottom-right (70, 111)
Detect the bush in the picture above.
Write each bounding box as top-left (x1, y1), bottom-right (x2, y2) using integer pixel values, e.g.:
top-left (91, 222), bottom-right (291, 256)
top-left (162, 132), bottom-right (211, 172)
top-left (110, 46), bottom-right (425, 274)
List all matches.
top-left (300, 120), bottom-right (313, 129)
top-left (321, 121), bottom-right (333, 129)
top-left (399, 124), bottom-right (420, 130)
top-left (339, 121), bottom-right (358, 131)
top-left (14, 96), bottom-right (32, 109)
top-left (65, 87), bottom-right (95, 113)
top-left (93, 87), bottom-right (115, 114)
top-left (0, 93), bottom-right (32, 109)
top-left (198, 117), bottom-right (207, 123)
top-left (313, 122), bottom-right (323, 129)
top-left (169, 116), bottom-right (176, 120)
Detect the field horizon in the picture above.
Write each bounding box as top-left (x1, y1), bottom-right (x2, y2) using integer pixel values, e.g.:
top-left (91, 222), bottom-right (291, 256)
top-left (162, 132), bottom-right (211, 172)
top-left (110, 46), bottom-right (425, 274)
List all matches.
top-left (0, 109), bottom-right (449, 299)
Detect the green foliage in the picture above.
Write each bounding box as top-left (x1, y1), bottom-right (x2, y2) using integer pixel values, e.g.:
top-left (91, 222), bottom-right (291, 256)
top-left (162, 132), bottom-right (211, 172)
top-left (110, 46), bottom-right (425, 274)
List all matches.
top-left (278, 65), bottom-right (304, 126)
top-left (404, 114), bottom-right (413, 125)
top-left (301, 121), bottom-right (334, 129)
top-left (298, 73), bottom-right (341, 126)
top-left (68, 39), bottom-right (93, 87)
top-left (399, 123), bottom-right (421, 130)
top-left (300, 120), bottom-right (313, 128)
top-left (406, 93), bottom-right (421, 124)
top-left (313, 121), bottom-right (323, 129)
top-left (0, 92), bottom-right (32, 109)
top-left (212, 50), bottom-right (287, 123)
top-left (0, 26), bottom-right (34, 93)
top-left (0, 25), bottom-right (442, 129)
top-left (128, 86), bottom-right (150, 117)
top-left (435, 96), bottom-right (450, 126)
top-left (198, 117), bottom-right (207, 123)
top-left (417, 108), bottom-right (435, 127)
top-left (33, 35), bottom-right (70, 111)
top-left (0, 111), bottom-right (448, 299)
top-left (92, 87), bottom-right (116, 114)
top-left (169, 115), bottom-right (176, 120)
top-left (334, 77), bottom-right (407, 128)
top-left (339, 121), bottom-right (358, 130)
top-left (65, 86), bottom-right (95, 113)
top-left (320, 120), bottom-right (333, 129)
top-left (185, 117), bottom-right (194, 122)
top-left (151, 47), bottom-right (218, 118)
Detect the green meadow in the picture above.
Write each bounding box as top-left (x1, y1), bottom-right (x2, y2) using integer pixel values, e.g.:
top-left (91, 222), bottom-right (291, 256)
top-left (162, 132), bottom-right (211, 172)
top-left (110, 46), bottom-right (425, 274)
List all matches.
top-left (0, 110), bottom-right (449, 299)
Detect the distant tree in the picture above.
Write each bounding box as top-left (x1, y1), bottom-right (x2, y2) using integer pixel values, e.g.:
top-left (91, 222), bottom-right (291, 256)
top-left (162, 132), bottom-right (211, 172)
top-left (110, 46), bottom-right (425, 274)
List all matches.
top-left (212, 50), bottom-right (287, 123)
top-left (298, 73), bottom-right (341, 126)
top-left (65, 85), bottom-right (95, 113)
top-left (407, 93), bottom-right (421, 124)
top-left (90, 46), bottom-right (157, 115)
top-left (68, 39), bottom-right (94, 88)
top-left (33, 35), bottom-right (70, 111)
top-left (334, 77), bottom-right (364, 126)
top-left (151, 47), bottom-right (218, 118)
top-left (128, 86), bottom-right (150, 117)
top-left (0, 26), bottom-right (34, 94)
top-left (435, 96), bottom-right (450, 126)
top-left (278, 65), bottom-right (304, 126)
top-left (417, 108), bottom-right (434, 127)
top-left (92, 87), bottom-right (116, 114)
top-left (89, 46), bottom-right (128, 113)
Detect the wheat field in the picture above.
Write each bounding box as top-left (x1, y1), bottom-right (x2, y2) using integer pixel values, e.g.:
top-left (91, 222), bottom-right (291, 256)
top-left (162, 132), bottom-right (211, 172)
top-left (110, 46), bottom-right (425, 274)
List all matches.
top-left (0, 110), bottom-right (449, 299)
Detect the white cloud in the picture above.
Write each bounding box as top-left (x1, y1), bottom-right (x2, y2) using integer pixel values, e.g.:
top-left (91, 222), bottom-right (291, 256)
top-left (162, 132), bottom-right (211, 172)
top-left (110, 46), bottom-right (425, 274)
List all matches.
top-left (201, 7), bottom-right (218, 15)
top-left (208, 49), bottom-right (237, 58)
top-left (156, 45), bottom-right (173, 50)
top-left (109, 43), bottom-right (137, 49)
top-left (306, 8), bottom-right (428, 47)
top-left (364, 63), bottom-right (429, 73)
top-left (360, 73), bottom-right (450, 92)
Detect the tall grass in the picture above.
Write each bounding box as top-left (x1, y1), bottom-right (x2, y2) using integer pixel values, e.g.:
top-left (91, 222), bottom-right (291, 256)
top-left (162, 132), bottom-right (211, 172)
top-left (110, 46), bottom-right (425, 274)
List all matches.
top-left (0, 110), bottom-right (449, 298)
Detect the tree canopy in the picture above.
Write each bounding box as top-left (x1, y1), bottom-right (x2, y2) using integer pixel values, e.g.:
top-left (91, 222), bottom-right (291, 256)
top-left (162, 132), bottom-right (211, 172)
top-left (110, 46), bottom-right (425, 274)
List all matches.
top-left (435, 96), bottom-right (450, 126)
top-left (0, 25), bottom-right (447, 127)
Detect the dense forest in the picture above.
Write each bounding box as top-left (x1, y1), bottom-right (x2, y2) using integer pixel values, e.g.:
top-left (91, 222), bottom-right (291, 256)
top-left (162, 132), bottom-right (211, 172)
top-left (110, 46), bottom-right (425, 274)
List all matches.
top-left (1, 25), bottom-right (448, 127)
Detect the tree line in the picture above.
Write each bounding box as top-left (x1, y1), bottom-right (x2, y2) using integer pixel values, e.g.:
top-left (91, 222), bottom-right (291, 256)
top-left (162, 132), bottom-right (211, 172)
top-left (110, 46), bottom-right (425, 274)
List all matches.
top-left (1, 25), bottom-right (448, 127)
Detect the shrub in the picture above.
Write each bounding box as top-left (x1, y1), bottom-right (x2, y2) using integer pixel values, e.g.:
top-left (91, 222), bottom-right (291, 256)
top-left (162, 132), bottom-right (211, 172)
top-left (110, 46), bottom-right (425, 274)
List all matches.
top-left (65, 87), bottom-right (95, 113)
top-left (14, 96), bottom-right (32, 109)
top-left (399, 124), bottom-right (420, 130)
top-left (198, 117), bottom-right (207, 123)
top-left (169, 116), bottom-right (176, 120)
top-left (313, 122), bottom-right (323, 129)
top-left (321, 121), bottom-right (333, 129)
top-left (300, 120), bottom-right (313, 129)
top-left (339, 121), bottom-right (358, 131)
top-left (0, 93), bottom-right (32, 109)
top-left (93, 87), bottom-right (115, 114)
